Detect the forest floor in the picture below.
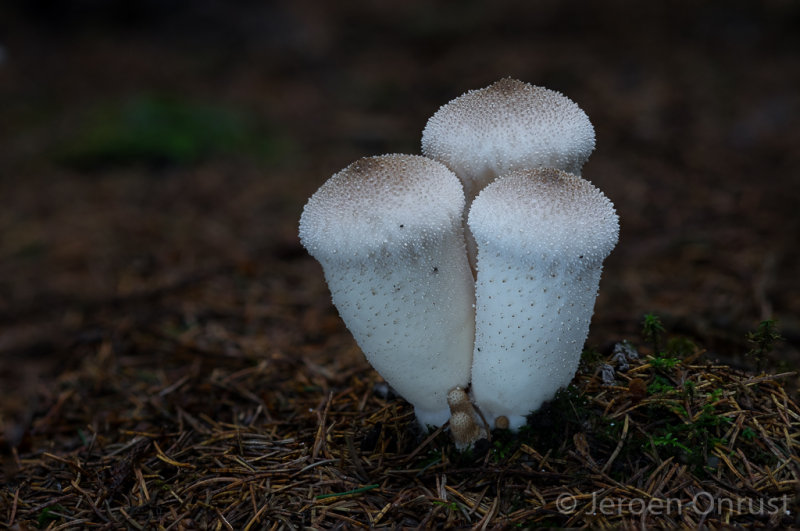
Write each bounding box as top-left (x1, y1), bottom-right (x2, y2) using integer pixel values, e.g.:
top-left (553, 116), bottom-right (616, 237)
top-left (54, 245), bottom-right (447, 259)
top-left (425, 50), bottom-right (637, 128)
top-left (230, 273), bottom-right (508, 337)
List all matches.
top-left (1, 1), bottom-right (799, 528)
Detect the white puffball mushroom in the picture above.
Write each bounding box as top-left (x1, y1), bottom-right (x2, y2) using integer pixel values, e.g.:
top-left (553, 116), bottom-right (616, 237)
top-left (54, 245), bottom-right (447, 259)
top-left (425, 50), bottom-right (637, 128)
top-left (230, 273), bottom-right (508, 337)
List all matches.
top-left (422, 78), bottom-right (596, 271)
top-left (421, 78), bottom-right (596, 201)
top-left (468, 168), bottom-right (619, 431)
top-left (298, 154), bottom-right (476, 428)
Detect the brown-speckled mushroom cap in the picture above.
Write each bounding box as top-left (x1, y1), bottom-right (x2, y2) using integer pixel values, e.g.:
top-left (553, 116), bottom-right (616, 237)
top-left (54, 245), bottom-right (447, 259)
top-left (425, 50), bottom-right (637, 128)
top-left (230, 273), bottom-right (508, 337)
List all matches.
top-left (468, 167), bottom-right (618, 267)
top-left (299, 154), bottom-right (467, 260)
top-left (422, 78), bottom-right (595, 199)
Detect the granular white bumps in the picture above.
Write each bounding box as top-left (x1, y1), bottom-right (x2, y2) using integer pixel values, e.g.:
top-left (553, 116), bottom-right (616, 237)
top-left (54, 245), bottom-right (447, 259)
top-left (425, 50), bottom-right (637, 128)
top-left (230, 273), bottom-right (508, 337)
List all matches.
top-left (422, 78), bottom-right (595, 200)
top-left (422, 78), bottom-right (596, 270)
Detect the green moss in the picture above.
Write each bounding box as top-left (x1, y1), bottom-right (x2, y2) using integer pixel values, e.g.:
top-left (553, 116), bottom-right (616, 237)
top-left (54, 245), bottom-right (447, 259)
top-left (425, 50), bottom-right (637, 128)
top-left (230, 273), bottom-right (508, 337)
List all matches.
top-left (649, 354), bottom-right (680, 371)
top-left (432, 500), bottom-right (461, 511)
top-left (641, 313), bottom-right (665, 355)
top-left (37, 504), bottom-right (67, 528)
top-left (746, 319), bottom-right (784, 372)
top-left (647, 374), bottom-right (675, 395)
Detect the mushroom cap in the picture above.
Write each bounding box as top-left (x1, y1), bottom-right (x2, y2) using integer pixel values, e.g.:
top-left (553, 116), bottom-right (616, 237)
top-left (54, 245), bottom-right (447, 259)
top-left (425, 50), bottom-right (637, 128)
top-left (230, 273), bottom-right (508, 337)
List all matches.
top-left (446, 386), bottom-right (470, 410)
top-left (468, 168), bottom-right (618, 267)
top-left (422, 78), bottom-right (595, 197)
top-left (299, 154), bottom-right (466, 260)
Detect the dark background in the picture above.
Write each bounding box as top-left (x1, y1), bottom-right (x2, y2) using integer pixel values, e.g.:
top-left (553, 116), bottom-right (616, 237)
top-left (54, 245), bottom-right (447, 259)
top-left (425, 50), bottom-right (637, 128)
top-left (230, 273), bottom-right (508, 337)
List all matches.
top-left (1, 0), bottom-right (799, 423)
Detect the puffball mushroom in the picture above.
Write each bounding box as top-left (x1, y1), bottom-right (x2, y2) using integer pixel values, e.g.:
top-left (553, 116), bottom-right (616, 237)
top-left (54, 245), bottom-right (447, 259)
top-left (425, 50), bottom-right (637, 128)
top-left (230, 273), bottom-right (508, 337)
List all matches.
top-left (446, 386), bottom-right (487, 450)
top-left (421, 78), bottom-right (596, 270)
top-left (468, 168), bottom-right (619, 431)
top-left (298, 154), bottom-right (475, 428)
top-left (421, 78), bottom-right (596, 201)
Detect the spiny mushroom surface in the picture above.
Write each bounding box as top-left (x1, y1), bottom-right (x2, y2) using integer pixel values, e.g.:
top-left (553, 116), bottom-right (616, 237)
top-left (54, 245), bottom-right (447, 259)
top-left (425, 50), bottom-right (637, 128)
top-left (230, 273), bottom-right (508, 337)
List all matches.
top-left (299, 154), bottom-right (476, 428)
top-left (421, 78), bottom-right (595, 201)
top-left (468, 168), bottom-right (619, 431)
top-left (421, 78), bottom-right (596, 270)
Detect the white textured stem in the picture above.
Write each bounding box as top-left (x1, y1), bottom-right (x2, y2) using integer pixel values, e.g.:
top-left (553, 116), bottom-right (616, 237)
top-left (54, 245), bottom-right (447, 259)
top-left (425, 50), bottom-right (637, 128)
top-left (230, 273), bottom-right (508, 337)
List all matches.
top-left (323, 226), bottom-right (475, 427)
top-left (471, 254), bottom-right (603, 430)
top-left (468, 168), bottom-right (618, 431)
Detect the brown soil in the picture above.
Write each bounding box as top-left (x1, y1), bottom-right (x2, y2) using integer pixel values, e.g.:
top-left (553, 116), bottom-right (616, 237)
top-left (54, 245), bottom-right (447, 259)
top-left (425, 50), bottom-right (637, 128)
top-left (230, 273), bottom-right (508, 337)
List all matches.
top-left (1, 1), bottom-right (798, 527)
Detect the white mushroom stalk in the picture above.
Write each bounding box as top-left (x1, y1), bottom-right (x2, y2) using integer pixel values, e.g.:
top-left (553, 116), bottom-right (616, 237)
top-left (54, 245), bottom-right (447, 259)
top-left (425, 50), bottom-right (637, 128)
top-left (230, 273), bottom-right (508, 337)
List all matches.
top-left (298, 154), bottom-right (475, 428)
top-left (422, 78), bottom-right (596, 270)
top-left (468, 168), bottom-right (619, 431)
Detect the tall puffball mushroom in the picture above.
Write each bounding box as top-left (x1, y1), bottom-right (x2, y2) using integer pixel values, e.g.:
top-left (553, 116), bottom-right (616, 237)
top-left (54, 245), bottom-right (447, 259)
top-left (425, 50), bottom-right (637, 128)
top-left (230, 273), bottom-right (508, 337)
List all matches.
top-left (468, 168), bottom-right (619, 431)
top-left (298, 154), bottom-right (476, 428)
top-left (422, 78), bottom-right (596, 269)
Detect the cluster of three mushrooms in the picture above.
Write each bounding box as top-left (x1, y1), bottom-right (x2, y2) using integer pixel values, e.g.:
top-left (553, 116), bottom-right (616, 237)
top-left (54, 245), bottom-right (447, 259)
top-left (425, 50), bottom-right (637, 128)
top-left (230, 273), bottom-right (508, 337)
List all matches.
top-left (299, 79), bottom-right (619, 447)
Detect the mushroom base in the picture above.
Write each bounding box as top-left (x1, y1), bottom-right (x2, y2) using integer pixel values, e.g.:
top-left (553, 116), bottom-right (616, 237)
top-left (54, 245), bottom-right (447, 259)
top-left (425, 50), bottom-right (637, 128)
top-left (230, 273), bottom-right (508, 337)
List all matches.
top-left (470, 258), bottom-right (604, 432)
top-left (322, 230), bottom-right (475, 429)
top-left (414, 406), bottom-right (453, 430)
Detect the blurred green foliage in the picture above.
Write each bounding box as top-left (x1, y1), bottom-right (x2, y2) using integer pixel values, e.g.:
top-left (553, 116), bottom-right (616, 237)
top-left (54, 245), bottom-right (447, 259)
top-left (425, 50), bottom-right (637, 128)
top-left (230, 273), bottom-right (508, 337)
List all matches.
top-left (56, 95), bottom-right (291, 169)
